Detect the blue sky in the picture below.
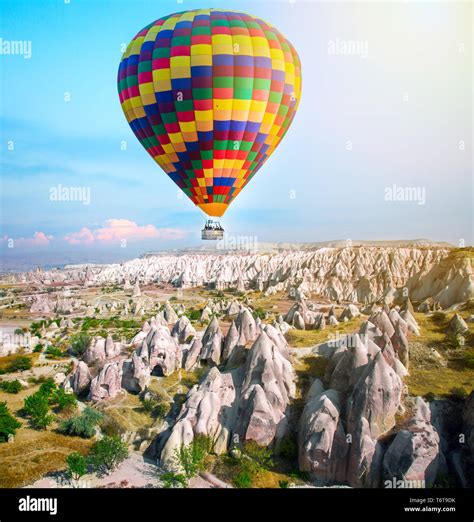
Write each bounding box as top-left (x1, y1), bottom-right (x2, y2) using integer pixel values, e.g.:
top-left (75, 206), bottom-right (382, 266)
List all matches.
top-left (0, 0), bottom-right (472, 266)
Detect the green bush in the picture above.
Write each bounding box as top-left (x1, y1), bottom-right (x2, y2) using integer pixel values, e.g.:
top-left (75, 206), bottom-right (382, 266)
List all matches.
top-left (45, 346), bottom-right (64, 359)
top-left (279, 479), bottom-right (290, 488)
top-left (242, 441), bottom-right (274, 474)
top-left (33, 344), bottom-right (43, 353)
top-left (6, 356), bottom-right (32, 373)
top-left (88, 435), bottom-right (129, 474)
top-left (174, 435), bottom-right (210, 481)
top-left (423, 392), bottom-right (436, 402)
top-left (52, 387), bottom-right (77, 412)
top-left (0, 401), bottom-right (21, 442)
top-left (233, 470), bottom-right (253, 488)
top-left (0, 379), bottom-right (23, 394)
top-left (449, 387), bottom-right (468, 401)
top-left (59, 407), bottom-right (103, 438)
top-left (70, 333), bottom-right (91, 357)
top-left (463, 349), bottom-right (474, 369)
top-left (66, 452), bottom-right (88, 481)
top-left (140, 396), bottom-right (169, 418)
top-left (23, 391), bottom-right (54, 429)
top-left (160, 471), bottom-right (187, 488)
top-left (39, 378), bottom-right (57, 397)
top-left (227, 442), bottom-right (275, 488)
top-left (184, 309), bottom-right (201, 322)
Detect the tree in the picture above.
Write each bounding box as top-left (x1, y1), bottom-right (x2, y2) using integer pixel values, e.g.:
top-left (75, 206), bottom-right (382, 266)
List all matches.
top-left (88, 436), bottom-right (129, 474)
top-left (0, 379), bottom-right (23, 394)
top-left (174, 435), bottom-right (210, 480)
top-left (59, 407), bottom-right (103, 438)
top-left (6, 356), bottom-right (32, 373)
top-left (23, 391), bottom-right (54, 429)
top-left (70, 333), bottom-right (91, 357)
top-left (52, 387), bottom-right (77, 412)
top-left (66, 452), bottom-right (88, 481)
top-left (39, 378), bottom-right (57, 397)
top-left (0, 402), bottom-right (21, 442)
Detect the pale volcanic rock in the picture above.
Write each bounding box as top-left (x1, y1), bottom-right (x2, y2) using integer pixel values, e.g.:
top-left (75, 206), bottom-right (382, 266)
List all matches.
top-left (84, 337), bottom-right (106, 364)
top-left (234, 307), bottom-right (258, 345)
top-left (29, 295), bottom-right (51, 314)
top-left (226, 300), bottom-right (241, 317)
top-left (222, 321), bottom-right (239, 363)
top-left (382, 397), bottom-right (442, 487)
top-left (122, 348), bottom-right (151, 393)
top-left (89, 361), bottom-right (123, 402)
top-left (236, 331), bottom-right (296, 446)
top-left (20, 246), bottom-right (468, 308)
top-left (159, 367), bottom-right (238, 470)
top-left (145, 325), bottom-right (182, 376)
top-left (171, 316), bottom-right (196, 344)
top-left (105, 334), bottom-right (121, 359)
top-left (447, 314), bottom-right (469, 335)
top-left (339, 304), bottom-right (360, 322)
top-left (162, 302), bottom-right (179, 324)
top-left (346, 350), bottom-right (403, 439)
top-left (369, 310), bottom-right (395, 339)
top-left (183, 337), bottom-right (203, 371)
top-left (132, 281), bottom-right (141, 297)
top-left (408, 254), bottom-right (473, 308)
top-left (293, 311), bottom-right (305, 330)
top-left (200, 317), bottom-right (224, 366)
top-left (298, 382), bottom-right (348, 482)
top-left (69, 361), bottom-right (92, 395)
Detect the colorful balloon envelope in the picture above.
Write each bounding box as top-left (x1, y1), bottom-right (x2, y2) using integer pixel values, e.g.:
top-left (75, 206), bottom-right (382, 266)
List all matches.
top-left (118, 9), bottom-right (302, 218)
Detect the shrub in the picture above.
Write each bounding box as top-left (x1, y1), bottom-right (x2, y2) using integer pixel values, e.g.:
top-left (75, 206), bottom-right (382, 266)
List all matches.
top-left (6, 356), bottom-right (32, 373)
top-left (233, 470), bottom-right (252, 488)
top-left (242, 441), bottom-right (274, 474)
top-left (33, 344), bottom-right (43, 353)
top-left (463, 349), bottom-right (474, 369)
top-left (423, 392), bottom-right (436, 402)
top-left (446, 333), bottom-right (465, 350)
top-left (39, 378), bottom-right (57, 397)
top-left (0, 401), bottom-right (21, 441)
top-left (184, 309), bottom-right (201, 322)
top-left (174, 435), bottom-right (210, 480)
top-left (160, 471), bottom-right (187, 488)
top-left (59, 407), bottom-right (103, 438)
top-left (71, 332), bottom-right (91, 357)
top-left (449, 387), bottom-right (468, 401)
top-left (140, 396), bottom-right (169, 418)
top-left (279, 480), bottom-right (290, 488)
top-left (23, 391), bottom-right (54, 429)
top-left (66, 452), bottom-right (88, 481)
top-left (52, 387), bottom-right (77, 412)
top-left (251, 307), bottom-right (267, 320)
top-left (88, 435), bottom-right (129, 474)
top-left (45, 346), bottom-right (64, 359)
top-left (0, 379), bottom-right (23, 394)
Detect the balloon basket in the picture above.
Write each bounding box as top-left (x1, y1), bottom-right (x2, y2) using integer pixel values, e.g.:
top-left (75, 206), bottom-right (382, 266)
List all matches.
top-left (202, 220), bottom-right (224, 240)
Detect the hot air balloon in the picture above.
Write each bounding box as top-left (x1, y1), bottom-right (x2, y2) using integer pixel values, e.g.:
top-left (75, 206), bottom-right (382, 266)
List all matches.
top-left (118, 9), bottom-right (301, 239)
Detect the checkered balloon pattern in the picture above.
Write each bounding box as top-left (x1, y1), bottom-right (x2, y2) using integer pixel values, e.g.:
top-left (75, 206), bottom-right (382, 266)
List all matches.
top-left (118, 9), bottom-right (302, 218)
